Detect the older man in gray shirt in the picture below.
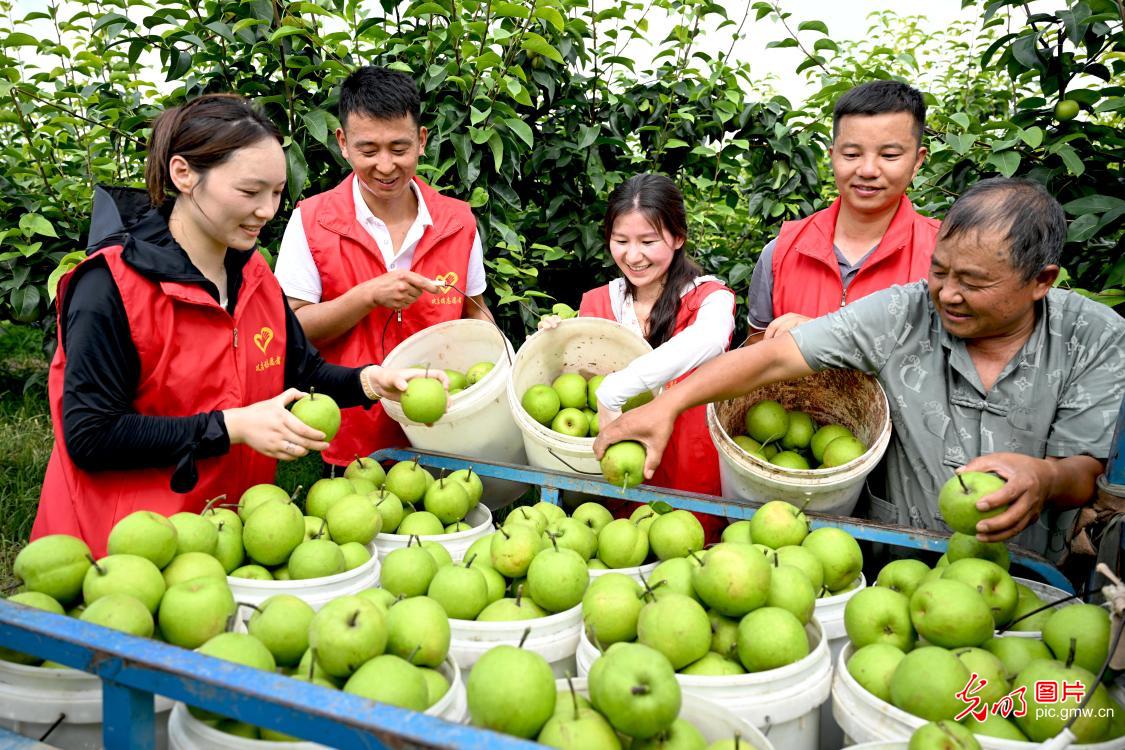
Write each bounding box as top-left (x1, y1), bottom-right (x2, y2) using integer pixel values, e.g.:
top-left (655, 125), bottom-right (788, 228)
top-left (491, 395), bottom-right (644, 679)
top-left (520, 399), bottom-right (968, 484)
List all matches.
top-left (595, 178), bottom-right (1124, 556)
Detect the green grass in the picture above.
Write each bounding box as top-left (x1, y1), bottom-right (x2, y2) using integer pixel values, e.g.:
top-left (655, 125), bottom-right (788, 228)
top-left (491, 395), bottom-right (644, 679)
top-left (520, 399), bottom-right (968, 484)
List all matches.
top-left (0, 324), bottom-right (52, 590)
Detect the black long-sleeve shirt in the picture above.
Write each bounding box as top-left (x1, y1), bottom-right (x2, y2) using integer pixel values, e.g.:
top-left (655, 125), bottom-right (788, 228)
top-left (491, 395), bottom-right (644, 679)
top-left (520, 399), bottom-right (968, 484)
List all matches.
top-left (60, 200), bottom-right (370, 492)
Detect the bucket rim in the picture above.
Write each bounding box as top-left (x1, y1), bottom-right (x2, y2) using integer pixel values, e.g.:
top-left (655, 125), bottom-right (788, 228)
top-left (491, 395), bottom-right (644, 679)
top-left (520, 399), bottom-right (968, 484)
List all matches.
top-left (373, 504), bottom-right (493, 544)
top-left (448, 602), bottom-right (582, 634)
top-left (227, 544), bottom-right (380, 592)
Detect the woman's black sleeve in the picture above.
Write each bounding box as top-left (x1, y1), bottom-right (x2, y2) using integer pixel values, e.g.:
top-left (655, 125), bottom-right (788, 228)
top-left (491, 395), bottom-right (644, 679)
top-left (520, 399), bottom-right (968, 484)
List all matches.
top-left (60, 264), bottom-right (229, 492)
top-left (282, 304), bottom-right (373, 409)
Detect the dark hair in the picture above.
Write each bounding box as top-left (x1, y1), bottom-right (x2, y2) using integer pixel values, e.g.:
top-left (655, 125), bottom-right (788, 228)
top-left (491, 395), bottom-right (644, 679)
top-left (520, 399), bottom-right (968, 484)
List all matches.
top-left (938, 178), bottom-right (1066, 281)
top-left (833, 80), bottom-right (926, 146)
top-left (604, 174), bottom-right (703, 348)
top-left (338, 66), bottom-right (422, 128)
top-left (145, 94), bottom-right (282, 207)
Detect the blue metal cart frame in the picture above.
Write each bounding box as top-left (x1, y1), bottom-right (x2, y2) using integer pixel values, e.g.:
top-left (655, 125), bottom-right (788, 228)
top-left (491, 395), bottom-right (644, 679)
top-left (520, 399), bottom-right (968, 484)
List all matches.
top-left (3, 434), bottom-right (1112, 749)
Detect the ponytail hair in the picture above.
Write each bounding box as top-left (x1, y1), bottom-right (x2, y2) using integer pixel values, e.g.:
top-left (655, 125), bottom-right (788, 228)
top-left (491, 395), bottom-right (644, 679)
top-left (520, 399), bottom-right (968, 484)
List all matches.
top-left (145, 93), bottom-right (282, 207)
top-left (603, 173), bottom-right (702, 348)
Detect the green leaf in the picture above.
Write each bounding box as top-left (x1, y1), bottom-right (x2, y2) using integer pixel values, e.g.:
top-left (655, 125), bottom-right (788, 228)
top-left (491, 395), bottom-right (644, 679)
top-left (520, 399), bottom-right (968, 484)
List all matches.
top-left (268, 25), bottom-right (307, 43)
top-left (487, 130), bottom-right (504, 169)
top-left (1057, 145), bottom-right (1085, 176)
top-left (1067, 213), bottom-right (1099, 243)
top-left (521, 33), bottom-right (563, 64)
top-left (469, 187), bottom-right (488, 208)
top-left (3, 33), bottom-right (40, 47)
top-left (534, 6), bottom-right (565, 31)
top-left (987, 150), bottom-right (1021, 177)
top-left (405, 2), bottom-right (451, 17)
top-left (231, 18), bottom-right (267, 35)
top-left (302, 109), bottom-right (331, 145)
top-left (18, 213), bottom-right (56, 238)
top-left (48, 250), bottom-right (87, 302)
top-left (9, 286), bottom-right (40, 323)
top-left (1062, 195), bottom-right (1125, 216)
top-left (813, 38), bottom-right (838, 53)
top-left (797, 20), bottom-right (828, 34)
top-left (504, 117), bottom-right (534, 148)
top-left (766, 38), bottom-right (798, 49)
top-left (949, 113), bottom-right (971, 130)
top-left (1018, 126), bottom-right (1043, 149)
top-left (494, 1), bottom-right (531, 18)
top-left (286, 143), bottom-right (308, 204)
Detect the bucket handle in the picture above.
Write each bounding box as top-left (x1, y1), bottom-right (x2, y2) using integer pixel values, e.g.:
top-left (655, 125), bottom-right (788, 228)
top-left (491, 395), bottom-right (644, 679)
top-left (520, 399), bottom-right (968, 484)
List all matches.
top-left (381, 281), bottom-right (514, 369)
top-left (546, 446), bottom-right (602, 476)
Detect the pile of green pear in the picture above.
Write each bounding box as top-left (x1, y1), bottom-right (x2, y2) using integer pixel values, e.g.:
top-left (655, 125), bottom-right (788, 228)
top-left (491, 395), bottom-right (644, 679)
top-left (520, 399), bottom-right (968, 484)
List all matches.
top-left (468, 639), bottom-right (759, 748)
top-left (582, 500), bottom-right (863, 678)
top-left (400, 361), bottom-right (495, 425)
top-left (736, 399), bottom-right (867, 470)
top-left (845, 532), bottom-right (1124, 744)
top-left (191, 587), bottom-right (457, 740)
top-left (521, 371), bottom-right (654, 439)
top-left (344, 457), bottom-right (485, 538)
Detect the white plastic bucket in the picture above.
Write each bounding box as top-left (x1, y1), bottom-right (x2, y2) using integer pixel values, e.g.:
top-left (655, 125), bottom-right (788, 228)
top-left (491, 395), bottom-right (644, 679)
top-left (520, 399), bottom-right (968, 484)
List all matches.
top-left (998, 576), bottom-right (1071, 639)
top-left (588, 559), bottom-right (660, 584)
top-left (0, 659), bottom-right (173, 749)
top-left (507, 318), bottom-right (654, 476)
top-left (380, 319), bottom-right (528, 508)
top-left (372, 505), bottom-right (493, 562)
top-left (555, 677), bottom-right (776, 750)
top-left (448, 603), bottom-right (582, 679)
top-left (576, 618), bottom-right (833, 750)
top-left (706, 370), bottom-right (892, 515)
top-left (227, 544), bottom-right (380, 611)
top-left (832, 643), bottom-right (1124, 748)
top-left (816, 573), bottom-right (867, 750)
top-left (844, 744), bottom-right (908, 749)
top-left (167, 657), bottom-right (466, 749)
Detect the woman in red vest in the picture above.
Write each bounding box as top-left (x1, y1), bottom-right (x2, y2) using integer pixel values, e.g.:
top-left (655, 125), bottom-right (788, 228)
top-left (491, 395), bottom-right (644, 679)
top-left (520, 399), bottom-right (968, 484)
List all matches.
top-left (33, 94), bottom-right (439, 555)
top-left (543, 174), bottom-right (735, 538)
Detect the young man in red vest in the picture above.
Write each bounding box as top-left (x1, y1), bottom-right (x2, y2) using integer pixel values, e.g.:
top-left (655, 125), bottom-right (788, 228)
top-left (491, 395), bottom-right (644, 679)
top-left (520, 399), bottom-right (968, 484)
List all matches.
top-left (275, 67), bottom-right (492, 472)
top-left (746, 80), bottom-right (939, 339)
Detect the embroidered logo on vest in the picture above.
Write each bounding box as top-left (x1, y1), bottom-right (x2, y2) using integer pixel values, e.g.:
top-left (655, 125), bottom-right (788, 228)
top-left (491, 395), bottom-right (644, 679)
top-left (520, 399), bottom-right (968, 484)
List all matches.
top-left (253, 326), bottom-right (275, 353)
top-left (432, 271), bottom-right (463, 305)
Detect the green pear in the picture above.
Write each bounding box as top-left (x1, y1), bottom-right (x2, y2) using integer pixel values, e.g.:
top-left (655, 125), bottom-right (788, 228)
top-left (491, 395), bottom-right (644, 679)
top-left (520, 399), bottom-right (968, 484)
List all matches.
top-left (344, 654), bottom-right (429, 710)
top-left (637, 592), bottom-right (711, 669)
top-left (596, 518), bottom-right (649, 568)
top-left (632, 718), bottom-right (708, 750)
top-left (466, 361), bottom-right (495, 385)
top-left (242, 500), bottom-right (305, 566)
top-left (477, 592), bottom-right (549, 621)
top-left (523, 383), bottom-right (562, 425)
top-left (157, 577), bottom-right (236, 649)
top-left (344, 455), bottom-right (386, 487)
top-left (908, 721), bottom-right (981, 749)
top-left (80, 593), bottom-right (154, 637)
top-left (951, 647), bottom-right (1009, 704)
top-left (163, 551), bottom-right (227, 587)
top-left (372, 489), bottom-right (405, 533)
top-left (339, 542), bottom-right (372, 570)
top-left (692, 543), bottom-right (771, 617)
top-left (228, 564), bottom-right (272, 580)
top-left (780, 411), bottom-right (816, 451)
top-left (428, 563), bottom-right (489, 620)
top-left (946, 532), bottom-right (1010, 570)
top-left (582, 574), bottom-right (645, 646)
top-left (423, 476), bottom-right (470, 525)
top-left (587, 374), bottom-right (606, 410)
top-left (749, 500), bottom-right (809, 549)
top-left (1012, 659), bottom-right (1113, 742)
top-left (385, 595), bottom-right (450, 667)
top-left (0, 592), bottom-right (64, 664)
top-left (305, 477), bottom-right (355, 519)
top-left (875, 558), bottom-right (930, 599)
top-left (527, 546), bottom-right (589, 612)
top-left (846, 643), bottom-right (905, 702)
top-left (844, 586), bottom-right (915, 651)
top-left (468, 645), bottom-right (556, 738)
top-left (491, 524), bottom-right (543, 577)
top-left (237, 483), bottom-right (290, 522)
top-left (505, 506), bottom-right (548, 534)
top-left (326, 493), bottom-right (382, 544)
top-left (211, 520), bottom-right (244, 574)
top-left (398, 511), bottom-right (445, 536)
top-left (168, 512), bottom-right (219, 556)
top-left (308, 595), bottom-right (387, 677)
top-left (402, 377), bottom-right (448, 425)
top-left (801, 527), bottom-right (862, 591)
top-left (708, 609), bottom-right (740, 659)
top-left (810, 424), bottom-right (854, 463)
top-left (381, 544), bottom-right (438, 597)
top-left (889, 646), bottom-right (971, 721)
top-left (384, 459), bottom-right (433, 506)
top-left (548, 517), bottom-right (598, 560)
top-left (910, 579), bottom-right (994, 648)
top-left (421, 541), bottom-right (453, 568)
top-left (588, 642), bottom-right (680, 739)
top-left (774, 545), bottom-right (824, 592)
top-left (573, 502), bottom-right (613, 534)
top-left (937, 472), bottom-right (1007, 536)
top-left (553, 372), bottom-right (589, 410)
top-left (1005, 584), bottom-right (1052, 631)
top-left (290, 388), bottom-right (341, 441)
top-left (600, 441), bottom-right (647, 489)
top-left (1042, 603), bottom-right (1110, 674)
top-left (448, 468), bottom-right (484, 509)
top-left (83, 554), bottom-right (166, 613)
top-left (287, 539), bottom-right (345, 579)
top-left (958, 713), bottom-right (1028, 740)
top-left (13, 534), bottom-right (93, 605)
top-left (820, 436), bottom-right (867, 467)
top-left (420, 667), bottom-right (450, 707)
top-left (538, 691), bottom-right (622, 748)
top-left (982, 636), bottom-right (1053, 680)
top-left (680, 652), bottom-right (746, 676)
top-left (246, 594), bottom-right (315, 667)
top-left (771, 450), bottom-right (810, 470)
top-left (107, 511), bottom-right (179, 568)
top-left (720, 520), bottom-right (753, 544)
top-left (766, 564), bottom-right (816, 624)
top-left (355, 586), bottom-right (397, 613)
top-left (649, 510), bottom-right (705, 560)
top-left (649, 557), bottom-right (700, 600)
top-left (941, 558), bottom-right (1018, 627)
top-left (737, 606), bottom-right (809, 671)
top-left (744, 400), bottom-right (788, 444)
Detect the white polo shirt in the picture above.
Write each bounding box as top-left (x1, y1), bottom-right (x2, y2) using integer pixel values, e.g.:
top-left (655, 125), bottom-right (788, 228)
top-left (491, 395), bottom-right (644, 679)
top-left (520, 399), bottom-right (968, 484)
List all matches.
top-left (275, 176), bottom-right (487, 304)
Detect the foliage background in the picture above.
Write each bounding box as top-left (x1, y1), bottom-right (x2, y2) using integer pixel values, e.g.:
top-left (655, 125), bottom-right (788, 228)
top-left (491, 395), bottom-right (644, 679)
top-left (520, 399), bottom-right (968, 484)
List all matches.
top-left (0, 0), bottom-right (1121, 560)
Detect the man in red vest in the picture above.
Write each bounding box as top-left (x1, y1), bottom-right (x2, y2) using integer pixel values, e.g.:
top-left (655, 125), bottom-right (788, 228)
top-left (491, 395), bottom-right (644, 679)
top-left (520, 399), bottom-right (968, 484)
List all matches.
top-left (746, 80), bottom-right (939, 339)
top-left (275, 66), bottom-right (492, 472)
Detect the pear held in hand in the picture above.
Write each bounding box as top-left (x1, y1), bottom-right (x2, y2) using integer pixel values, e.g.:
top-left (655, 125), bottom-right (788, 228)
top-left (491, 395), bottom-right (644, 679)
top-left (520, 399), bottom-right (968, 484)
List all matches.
top-left (291, 388), bottom-right (341, 442)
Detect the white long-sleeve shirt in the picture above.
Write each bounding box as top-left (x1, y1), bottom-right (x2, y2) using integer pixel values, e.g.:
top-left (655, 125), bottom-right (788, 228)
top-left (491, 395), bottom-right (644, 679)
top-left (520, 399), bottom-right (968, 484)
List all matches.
top-left (595, 276), bottom-right (735, 411)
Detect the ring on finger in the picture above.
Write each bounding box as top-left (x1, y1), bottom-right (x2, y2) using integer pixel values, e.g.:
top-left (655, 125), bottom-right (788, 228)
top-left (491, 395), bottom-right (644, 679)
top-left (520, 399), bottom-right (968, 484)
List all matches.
top-left (283, 440), bottom-right (297, 454)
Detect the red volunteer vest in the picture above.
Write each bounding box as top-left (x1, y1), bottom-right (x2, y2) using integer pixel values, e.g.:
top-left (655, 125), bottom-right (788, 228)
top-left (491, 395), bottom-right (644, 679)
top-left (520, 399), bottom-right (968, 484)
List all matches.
top-left (580, 280), bottom-right (732, 540)
top-left (299, 176), bottom-right (476, 466)
top-left (771, 195), bottom-right (939, 318)
top-left (33, 248), bottom-right (287, 557)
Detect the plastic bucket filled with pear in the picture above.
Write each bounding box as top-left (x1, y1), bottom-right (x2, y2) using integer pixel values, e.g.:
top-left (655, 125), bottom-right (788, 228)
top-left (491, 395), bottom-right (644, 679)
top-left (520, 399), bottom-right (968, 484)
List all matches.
top-left (735, 398), bottom-right (869, 470)
top-left (835, 474), bottom-right (1124, 746)
top-left (520, 370), bottom-right (653, 440)
top-left (465, 637), bottom-right (773, 749)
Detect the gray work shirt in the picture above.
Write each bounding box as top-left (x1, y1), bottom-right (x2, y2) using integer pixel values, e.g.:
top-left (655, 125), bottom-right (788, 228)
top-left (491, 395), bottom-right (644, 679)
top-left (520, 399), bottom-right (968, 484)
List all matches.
top-left (791, 281), bottom-right (1125, 558)
top-left (746, 239), bottom-right (878, 329)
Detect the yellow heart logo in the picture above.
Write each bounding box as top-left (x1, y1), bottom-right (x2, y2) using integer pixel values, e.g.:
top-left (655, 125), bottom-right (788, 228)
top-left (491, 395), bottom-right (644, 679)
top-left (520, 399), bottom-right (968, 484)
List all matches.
top-left (435, 271), bottom-right (458, 294)
top-left (253, 326), bottom-right (274, 354)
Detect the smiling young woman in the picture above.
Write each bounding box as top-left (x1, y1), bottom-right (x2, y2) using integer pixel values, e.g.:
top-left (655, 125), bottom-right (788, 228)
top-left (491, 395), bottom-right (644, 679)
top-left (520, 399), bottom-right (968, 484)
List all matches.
top-left (32, 94), bottom-right (437, 556)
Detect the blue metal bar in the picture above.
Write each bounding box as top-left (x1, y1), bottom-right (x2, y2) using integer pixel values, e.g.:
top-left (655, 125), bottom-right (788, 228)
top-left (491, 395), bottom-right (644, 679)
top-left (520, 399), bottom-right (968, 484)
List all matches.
top-left (0, 604), bottom-right (541, 750)
top-left (102, 681), bottom-right (154, 750)
top-left (371, 448), bottom-right (1074, 593)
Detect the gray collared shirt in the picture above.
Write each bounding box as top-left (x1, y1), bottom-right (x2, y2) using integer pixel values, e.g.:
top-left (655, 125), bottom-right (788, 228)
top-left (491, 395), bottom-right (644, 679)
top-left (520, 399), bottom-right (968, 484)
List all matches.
top-left (791, 281), bottom-right (1125, 557)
